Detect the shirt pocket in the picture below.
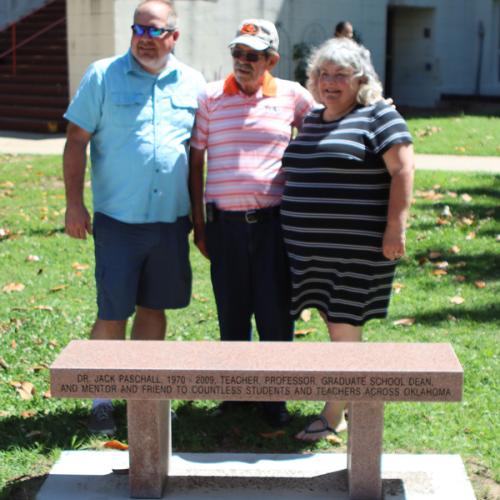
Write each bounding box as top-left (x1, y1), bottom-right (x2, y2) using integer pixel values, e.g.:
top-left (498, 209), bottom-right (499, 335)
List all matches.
top-left (168, 95), bottom-right (198, 131)
top-left (109, 92), bottom-right (152, 127)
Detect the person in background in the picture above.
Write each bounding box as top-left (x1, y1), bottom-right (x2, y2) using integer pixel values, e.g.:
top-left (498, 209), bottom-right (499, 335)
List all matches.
top-left (189, 19), bottom-right (315, 428)
top-left (280, 37), bottom-right (414, 441)
top-left (334, 21), bottom-right (354, 39)
top-left (62, 0), bottom-right (205, 435)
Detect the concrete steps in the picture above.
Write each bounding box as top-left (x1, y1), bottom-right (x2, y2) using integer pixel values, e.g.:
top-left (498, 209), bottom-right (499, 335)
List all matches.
top-left (0, 0), bottom-right (68, 134)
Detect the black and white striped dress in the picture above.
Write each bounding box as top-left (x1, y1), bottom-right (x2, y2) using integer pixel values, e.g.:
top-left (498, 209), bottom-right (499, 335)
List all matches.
top-left (280, 101), bottom-right (412, 326)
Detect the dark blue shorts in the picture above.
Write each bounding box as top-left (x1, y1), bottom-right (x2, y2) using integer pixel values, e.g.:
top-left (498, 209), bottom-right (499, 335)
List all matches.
top-left (93, 213), bottom-right (192, 320)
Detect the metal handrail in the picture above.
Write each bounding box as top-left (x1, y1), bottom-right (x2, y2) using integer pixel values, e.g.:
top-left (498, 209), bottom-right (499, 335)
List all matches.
top-left (0, 0), bottom-right (64, 76)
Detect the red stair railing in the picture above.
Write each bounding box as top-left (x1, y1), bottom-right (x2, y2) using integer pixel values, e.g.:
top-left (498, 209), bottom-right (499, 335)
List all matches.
top-left (0, 0), bottom-right (65, 76)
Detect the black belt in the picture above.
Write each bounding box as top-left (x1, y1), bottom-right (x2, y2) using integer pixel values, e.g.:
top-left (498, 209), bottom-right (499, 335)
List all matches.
top-left (207, 204), bottom-right (280, 224)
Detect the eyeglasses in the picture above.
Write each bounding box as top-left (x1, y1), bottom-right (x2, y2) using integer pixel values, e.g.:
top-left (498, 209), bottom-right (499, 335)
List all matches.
top-left (131, 23), bottom-right (175, 38)
top-left (230, 48), bottom-right (266, 63)
top-left (319, 72), bottom-right (354, 84)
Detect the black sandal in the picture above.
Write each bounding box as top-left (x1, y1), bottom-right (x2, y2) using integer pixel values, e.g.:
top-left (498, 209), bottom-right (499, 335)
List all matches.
top-left (298, 415), bottom-right (339, 438)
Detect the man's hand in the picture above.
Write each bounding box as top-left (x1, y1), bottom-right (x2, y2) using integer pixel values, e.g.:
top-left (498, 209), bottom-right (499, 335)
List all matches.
top-left (193, 222), bottom-right (209, 259)
top-left (65, 204), bottom-right (92, 239)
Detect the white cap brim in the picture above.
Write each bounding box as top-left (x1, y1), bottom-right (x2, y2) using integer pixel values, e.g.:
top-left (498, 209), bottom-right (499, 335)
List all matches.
top-left (228, 34), bottom-right (269, 51)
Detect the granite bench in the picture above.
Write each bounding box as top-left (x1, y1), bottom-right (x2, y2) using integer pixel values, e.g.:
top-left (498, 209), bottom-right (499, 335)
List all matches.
top-left (50, 340), bottom-right (463, 500)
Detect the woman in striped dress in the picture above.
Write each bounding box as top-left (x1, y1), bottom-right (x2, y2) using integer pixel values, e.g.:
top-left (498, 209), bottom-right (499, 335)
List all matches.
top-left (280, 38), bottom-right (414, 441)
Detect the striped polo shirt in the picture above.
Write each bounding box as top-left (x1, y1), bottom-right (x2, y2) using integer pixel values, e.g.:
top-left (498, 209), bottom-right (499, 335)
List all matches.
top-left (190, 72), bottom-right (315, 211)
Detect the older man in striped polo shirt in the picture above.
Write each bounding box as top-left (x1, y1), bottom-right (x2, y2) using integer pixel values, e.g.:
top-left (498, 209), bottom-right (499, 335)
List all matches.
top-left (189, 19), bottom-right (315, 428)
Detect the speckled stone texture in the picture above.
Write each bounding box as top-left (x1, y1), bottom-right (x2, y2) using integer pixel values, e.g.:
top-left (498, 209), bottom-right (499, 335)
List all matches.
top-left (49, 340), bottom-right (464, 499)
top-left (347, 402), bottom-right (384, 500)
top-left (127, 400), bottom-right (170, 498)
top-left (50, 341), bottom-right (463, 402)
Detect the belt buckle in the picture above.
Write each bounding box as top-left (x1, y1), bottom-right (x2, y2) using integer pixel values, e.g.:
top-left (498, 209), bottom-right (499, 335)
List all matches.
top-left (245, 210), bottom-right (258, 224)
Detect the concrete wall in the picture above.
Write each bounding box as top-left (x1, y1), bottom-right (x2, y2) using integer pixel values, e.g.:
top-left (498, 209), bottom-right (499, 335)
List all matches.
top-left (0, 0), bottom-right (47, 29)
top-left (66, 0), bottom-right (136, 96)
top-left (65, 0), bottom-right (500, 105)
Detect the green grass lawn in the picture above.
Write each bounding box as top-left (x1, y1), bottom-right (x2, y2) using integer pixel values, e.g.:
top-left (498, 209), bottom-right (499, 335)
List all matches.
top-left (0, 154), bottom-right (499, 499)
top-left (405, 114), bottom-right (500, 156)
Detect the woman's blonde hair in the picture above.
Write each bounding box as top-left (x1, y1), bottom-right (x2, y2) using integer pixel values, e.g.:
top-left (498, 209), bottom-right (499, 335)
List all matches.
top-left (306, 38), bottom-right (383, 106)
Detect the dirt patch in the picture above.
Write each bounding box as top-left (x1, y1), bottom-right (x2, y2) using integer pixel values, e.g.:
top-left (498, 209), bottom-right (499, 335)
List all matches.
top-left (466, 458), bottom-right (500, 500)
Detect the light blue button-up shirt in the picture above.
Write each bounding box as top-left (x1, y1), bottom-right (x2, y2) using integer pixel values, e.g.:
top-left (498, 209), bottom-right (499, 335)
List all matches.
top-left (64, 51), bottom-right (206, 223)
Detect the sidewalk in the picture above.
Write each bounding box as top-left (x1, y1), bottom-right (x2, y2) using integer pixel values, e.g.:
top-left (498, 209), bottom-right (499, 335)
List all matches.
top-left (0, 130), bottom-right (499, 172)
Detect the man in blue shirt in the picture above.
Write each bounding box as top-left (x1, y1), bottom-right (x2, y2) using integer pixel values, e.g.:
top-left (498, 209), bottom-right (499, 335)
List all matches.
top-left (63, 0), bottom-right (205, 434)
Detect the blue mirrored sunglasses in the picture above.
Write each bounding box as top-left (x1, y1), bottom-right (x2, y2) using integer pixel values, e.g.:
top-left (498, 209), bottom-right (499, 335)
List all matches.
top-left (131, 23), bottom-right (175, 38)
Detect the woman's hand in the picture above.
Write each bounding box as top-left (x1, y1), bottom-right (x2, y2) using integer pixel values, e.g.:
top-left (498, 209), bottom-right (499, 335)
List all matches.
top-left (383, 225), bottom-right (405, 260)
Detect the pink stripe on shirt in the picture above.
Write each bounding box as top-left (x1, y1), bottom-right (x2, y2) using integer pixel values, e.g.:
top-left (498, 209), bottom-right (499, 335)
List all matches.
top-left (191, 77), bottom-right (315, 211)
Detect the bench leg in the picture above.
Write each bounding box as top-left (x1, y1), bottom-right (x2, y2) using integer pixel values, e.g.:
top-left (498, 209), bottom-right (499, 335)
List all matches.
top-left (127, 400), bottom-right (171, 498)
top-left (347, 401), bottom-right (384, 500)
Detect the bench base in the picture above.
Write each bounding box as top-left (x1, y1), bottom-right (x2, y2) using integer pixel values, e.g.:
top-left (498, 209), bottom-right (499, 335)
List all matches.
top-left (125, 401), bottom-right (384, 499)
top-left (37, 451), bottom-right (476, 500)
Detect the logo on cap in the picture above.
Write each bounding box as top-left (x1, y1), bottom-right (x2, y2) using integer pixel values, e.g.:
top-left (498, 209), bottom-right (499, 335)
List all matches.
top-left (241, 23), bottom-right (258, 35)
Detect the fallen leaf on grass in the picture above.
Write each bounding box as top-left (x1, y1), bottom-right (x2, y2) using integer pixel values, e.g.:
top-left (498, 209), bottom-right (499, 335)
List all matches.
top-left (260, 430), bottom-right (285, 439)
top-left (10, 381), bottom-right (36, 400)
top-left (11, 339), bottom-right (17, 349)
top-left (104, 440), bottom-right (129, 451)
top-left (71, 262), bottom-right (89, 271)
top-left (461, 217), bottom-right (474, 226)
top-left (436, 217), bottom-right (450, 226)
top-left (393, 282), bottom-right (405, 294)
top-left (26, 255), bottom-right (40, 262)
top-left (300, 309), bottom-right (312, 322)
top-left (450, 245), bottom-right (461, 254)
top-left (26, 430), bottom-right (43, 439)
top-left (455, 275), bottom-right (467, 282)
top-left (450, 296), bottom-right (465, 305)
top-left (0, 228), bottom-right (12, 240)
top-left (29, 364), bottom-right (49, 373)
top-left (460, 194), bottom-right (473, 203)
top-left (454, 146), bottom-right (466, 153)
top-left (0, 358), bottom-right (9, 370)
top-left (441, 205), bottom-right (451, 217)
top-left (393, 318), bottom-right (415, 326)
top-left (326, 434), bottom-right (343, 445)
top-left (414, 190), bottom-right (443, 201)
top-left (0, 181), bottom-right (14, 188)
top-left (455, 261), bottom-right (467, 268)
top-left (43, 390), bottom-right (52, 399)
top-left (50, 284), bottom-right (69, 293)
top-left (474, 281), bottom-right (486, 289)
top-left (33, 305), bottom-right (53, 312)
top-left (192, 294), bottom-right (208, 302)
top-left (435, 261), bottom-right (449, 269)
top-left (428, 251), bottom-right (442, 259)
top-left (294, 328), bottom-right (316, 336)
top-left (2, 283), bottom-right (25, 293)
top-left (465, 232), bottom-right (476, 240)
top-left (20, 410), bottom-right (37, 418)
top-left (432, 269), bottom-right (448, 276)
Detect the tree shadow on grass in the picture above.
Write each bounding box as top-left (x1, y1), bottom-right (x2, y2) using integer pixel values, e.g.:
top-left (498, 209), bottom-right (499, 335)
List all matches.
top-left (0, 403), bottom-right (127, 453)
top-left (0, 401), bottom-right (343, 463)
top-left (403, 252), bottom-right (500, 283)
top-left (173, 402), bottom-right (346, 454)
top-left (409, 303), bottom-right (500, 325)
